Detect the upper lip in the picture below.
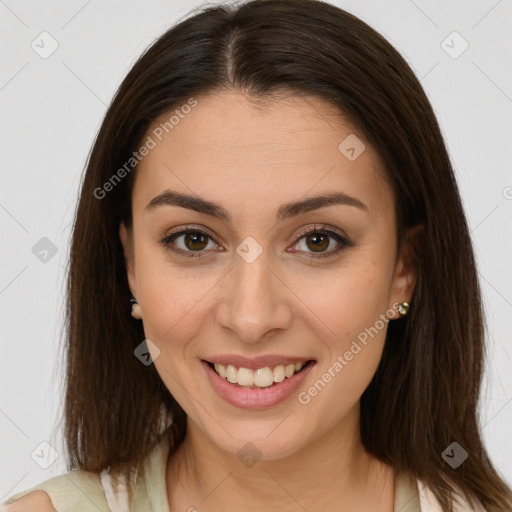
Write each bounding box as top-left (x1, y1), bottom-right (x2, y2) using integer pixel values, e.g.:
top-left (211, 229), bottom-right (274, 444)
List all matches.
top-left (203, 354), bottom-right (315, 370)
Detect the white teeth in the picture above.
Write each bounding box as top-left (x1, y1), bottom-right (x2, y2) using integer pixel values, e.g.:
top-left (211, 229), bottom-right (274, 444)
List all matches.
top-left (237, 367), bottom-right (254, 386)
top-left (226, 364), bottom-right (238, 383)
top-left (285, 363), bottom-right (295, 378)
top-left (273, 365), bottom-right (285, 383)
top-left (253, 367), bottom-right (274, 387)
top-left (211, 361), bottom-right (307, 388)
top-left (217, 363), bottom-right (227, 378)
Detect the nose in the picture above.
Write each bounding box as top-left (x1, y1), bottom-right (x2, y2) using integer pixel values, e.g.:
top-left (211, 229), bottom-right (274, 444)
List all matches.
top-left (215, 245), bottom-right (293, 344)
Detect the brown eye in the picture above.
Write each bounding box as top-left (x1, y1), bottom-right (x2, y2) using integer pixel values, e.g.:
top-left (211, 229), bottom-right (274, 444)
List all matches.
top-left (162, 228), bottom-right (218, 258)
top-left (182, 232), bottom-right (209, 251)
top-left (304, 233), bottom-right (330, 252)
top-left (291, 227), bottom-right (352, 258)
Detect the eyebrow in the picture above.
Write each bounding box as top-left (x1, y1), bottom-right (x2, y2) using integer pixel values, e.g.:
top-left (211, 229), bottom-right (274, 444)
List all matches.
top-left (145, 190), bottom-right (368, 222)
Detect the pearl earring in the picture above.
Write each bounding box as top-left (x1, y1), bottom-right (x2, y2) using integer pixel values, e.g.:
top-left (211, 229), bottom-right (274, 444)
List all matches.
top-left (398, 302), bottom-right (410, 316)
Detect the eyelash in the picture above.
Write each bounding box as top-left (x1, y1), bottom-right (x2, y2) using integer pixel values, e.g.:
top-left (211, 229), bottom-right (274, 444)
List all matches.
top-left (160, 224), bottom-right (352, 260)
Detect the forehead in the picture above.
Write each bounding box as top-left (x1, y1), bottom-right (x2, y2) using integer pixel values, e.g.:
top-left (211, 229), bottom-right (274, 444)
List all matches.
top-left (132, 90), bottom-right (392, 221)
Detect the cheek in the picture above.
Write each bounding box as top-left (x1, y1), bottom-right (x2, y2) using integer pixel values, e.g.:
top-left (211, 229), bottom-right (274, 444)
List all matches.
top-left (137, 273), bottom-right (206, 350)
top-left (300, 259), bottom-right (393, 401)
top-left (133, 236), bottom-right (214, 339)
top-left (303, 259), bottom-right (393, 340)
top-left (134, 258), bottom-right (209, 406)
top-left (297, 266), bottom-right (392, 422)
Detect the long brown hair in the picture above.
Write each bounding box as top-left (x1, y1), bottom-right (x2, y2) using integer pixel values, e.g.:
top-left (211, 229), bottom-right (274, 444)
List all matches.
top-left (62, 0), bottom-right (512, 509)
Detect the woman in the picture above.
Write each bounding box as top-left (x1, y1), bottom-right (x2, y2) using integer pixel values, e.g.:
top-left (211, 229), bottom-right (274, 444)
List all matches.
top-left (3, 0), bottom-right (511, 510)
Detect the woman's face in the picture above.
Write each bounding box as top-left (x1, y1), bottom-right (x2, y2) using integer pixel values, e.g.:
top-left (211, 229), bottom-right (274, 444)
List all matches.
top-left (120, 90), bottom-right (417, 460)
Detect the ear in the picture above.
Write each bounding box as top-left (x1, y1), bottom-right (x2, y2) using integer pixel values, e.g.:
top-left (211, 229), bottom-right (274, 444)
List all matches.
top-left (119, 221), bottom-right (138, 298)
top-left (389, 224), bottom-right (423, 311)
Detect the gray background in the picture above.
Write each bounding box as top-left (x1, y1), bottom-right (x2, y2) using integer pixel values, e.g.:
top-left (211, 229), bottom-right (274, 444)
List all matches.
top-left (1, 0), bottom-right (511, 500)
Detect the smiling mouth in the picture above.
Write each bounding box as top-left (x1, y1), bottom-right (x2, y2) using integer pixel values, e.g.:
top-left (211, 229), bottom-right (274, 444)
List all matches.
top-left (204, 360), bottom-right (316, 389)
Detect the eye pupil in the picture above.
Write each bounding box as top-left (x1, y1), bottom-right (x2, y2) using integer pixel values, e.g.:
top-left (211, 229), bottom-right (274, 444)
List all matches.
top-left (307, 233), bottom-right (329, 252)
top-left (185, 232), bottom-right (208, 251)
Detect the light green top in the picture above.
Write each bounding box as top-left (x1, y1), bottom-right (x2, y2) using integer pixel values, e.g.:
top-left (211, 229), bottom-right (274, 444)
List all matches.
top-left (2, 435), bottom-right (422, 511)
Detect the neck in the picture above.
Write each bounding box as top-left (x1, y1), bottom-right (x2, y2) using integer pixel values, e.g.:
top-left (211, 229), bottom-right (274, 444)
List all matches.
top-left (166, 404), bottom-right (395, 511)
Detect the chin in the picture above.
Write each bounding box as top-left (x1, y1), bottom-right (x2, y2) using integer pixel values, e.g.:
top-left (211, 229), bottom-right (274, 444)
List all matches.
top-left (200, 418), bottom-right (313, 463)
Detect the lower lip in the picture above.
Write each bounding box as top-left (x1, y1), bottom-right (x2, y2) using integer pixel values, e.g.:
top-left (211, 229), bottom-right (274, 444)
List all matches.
top-left (201, 360), bottom-right (316, 409)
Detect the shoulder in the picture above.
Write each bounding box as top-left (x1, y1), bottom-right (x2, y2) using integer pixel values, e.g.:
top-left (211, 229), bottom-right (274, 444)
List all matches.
top-left (1, 490), bottom-right (55, 512)
top-left (1, 470), bottom-right (110, 512)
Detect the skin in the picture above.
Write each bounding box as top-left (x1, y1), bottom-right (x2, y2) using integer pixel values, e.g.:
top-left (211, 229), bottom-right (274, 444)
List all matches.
top-left (119, 90), bottom-right (420, 511)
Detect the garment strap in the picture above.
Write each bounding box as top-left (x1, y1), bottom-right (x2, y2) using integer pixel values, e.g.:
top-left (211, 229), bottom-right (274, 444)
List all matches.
top-left (99, 470), bottom-right (132, 512)
top-left (418, 481), bottom-right (443, 512)
top-left (417, 479), bottom-right (485, 512)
